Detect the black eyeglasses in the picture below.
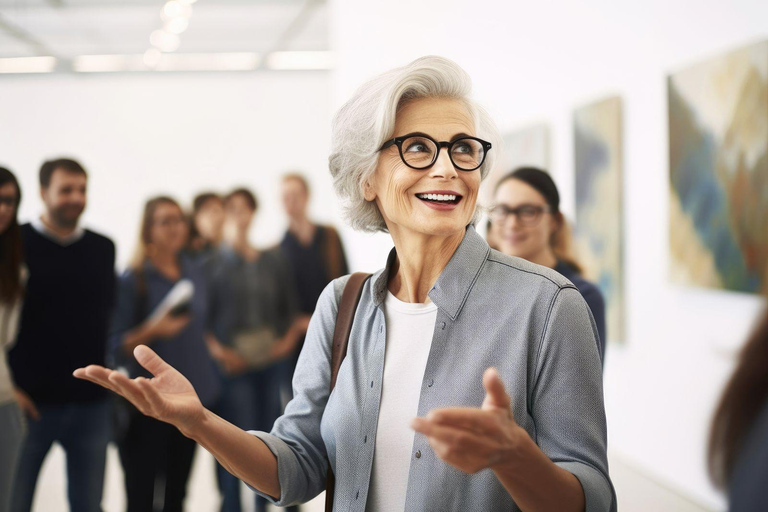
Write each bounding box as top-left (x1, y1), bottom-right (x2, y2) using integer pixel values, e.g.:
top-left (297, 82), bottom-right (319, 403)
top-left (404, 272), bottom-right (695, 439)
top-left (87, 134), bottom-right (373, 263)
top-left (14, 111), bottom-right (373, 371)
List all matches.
top-left (488, 204), bottom-right (552, 227)
top-left (379, 132), bottom-right (492, 171)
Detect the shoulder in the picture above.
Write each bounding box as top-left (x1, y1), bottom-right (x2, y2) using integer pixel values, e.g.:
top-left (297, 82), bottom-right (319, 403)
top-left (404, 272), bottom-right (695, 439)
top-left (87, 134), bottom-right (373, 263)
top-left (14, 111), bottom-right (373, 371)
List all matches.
top-left (83, 229), bottom-right (116, 251)
top-left (484, 249), bottom-right (577, 292)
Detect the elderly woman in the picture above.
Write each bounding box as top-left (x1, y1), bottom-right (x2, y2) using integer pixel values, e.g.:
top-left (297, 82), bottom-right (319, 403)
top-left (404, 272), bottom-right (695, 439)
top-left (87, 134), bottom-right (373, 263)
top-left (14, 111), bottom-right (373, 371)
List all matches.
top-left (75, 56), bottom-right (615, 511)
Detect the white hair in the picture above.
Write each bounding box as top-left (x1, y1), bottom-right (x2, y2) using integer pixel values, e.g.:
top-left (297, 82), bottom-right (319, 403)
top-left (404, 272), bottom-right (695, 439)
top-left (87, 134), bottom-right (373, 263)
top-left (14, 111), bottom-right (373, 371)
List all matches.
top-left (329, 56), bottom-right (500, 233)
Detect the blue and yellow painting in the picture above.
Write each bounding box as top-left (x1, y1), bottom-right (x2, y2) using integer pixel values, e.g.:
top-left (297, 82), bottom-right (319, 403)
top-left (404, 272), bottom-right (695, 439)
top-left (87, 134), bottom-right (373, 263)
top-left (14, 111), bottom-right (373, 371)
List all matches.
top-left (574, 96), bottom-right (624, 343)
top-left (669, 40), bottom-right (768, 294)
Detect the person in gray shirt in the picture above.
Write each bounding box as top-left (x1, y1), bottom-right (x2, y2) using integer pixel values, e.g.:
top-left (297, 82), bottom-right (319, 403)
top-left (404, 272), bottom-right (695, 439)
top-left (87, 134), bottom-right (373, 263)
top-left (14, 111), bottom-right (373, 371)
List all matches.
top-left (75, 56), bottom-right (615, 511)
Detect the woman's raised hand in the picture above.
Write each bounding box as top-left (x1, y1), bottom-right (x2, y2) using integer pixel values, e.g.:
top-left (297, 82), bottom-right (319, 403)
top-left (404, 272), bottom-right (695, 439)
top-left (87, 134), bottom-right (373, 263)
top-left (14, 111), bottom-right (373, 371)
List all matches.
top-left (411, 367), bottom-right (524, 474)
top-left (73, 345), bottom-right (205, 434)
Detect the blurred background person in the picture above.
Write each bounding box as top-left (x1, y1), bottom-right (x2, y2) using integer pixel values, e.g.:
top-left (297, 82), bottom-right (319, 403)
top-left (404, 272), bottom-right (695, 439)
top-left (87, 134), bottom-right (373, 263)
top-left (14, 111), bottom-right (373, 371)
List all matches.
top-left (188, 192), bottom-right (225, 259)
top-left (487, 167), bottom-right (606, 363)
top-left (9, 158), bottom-right (115, 512)
top-left (109, 196), bottom-right (220, 512)
top-left (208, 187), bottom-right (305, 512)
top-left (278, 173), bottom-right (347, 402)
top-left (708, 307), bottom-right (768, 511)
top-left (0, 167), bottom-right (25, 512)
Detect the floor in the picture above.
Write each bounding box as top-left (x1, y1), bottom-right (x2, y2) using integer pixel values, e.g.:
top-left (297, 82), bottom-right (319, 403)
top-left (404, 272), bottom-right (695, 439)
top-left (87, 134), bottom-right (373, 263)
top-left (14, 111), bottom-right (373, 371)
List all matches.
top-left (28, 444), bottom-right (718, 511)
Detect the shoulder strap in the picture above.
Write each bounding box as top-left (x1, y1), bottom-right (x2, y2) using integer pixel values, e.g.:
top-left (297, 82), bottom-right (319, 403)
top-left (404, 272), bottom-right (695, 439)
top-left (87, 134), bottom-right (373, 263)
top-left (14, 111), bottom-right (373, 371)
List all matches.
top-left (329, 272), bottom-right (371, 391)
top-left (326, 271), bottom-right (371, 512)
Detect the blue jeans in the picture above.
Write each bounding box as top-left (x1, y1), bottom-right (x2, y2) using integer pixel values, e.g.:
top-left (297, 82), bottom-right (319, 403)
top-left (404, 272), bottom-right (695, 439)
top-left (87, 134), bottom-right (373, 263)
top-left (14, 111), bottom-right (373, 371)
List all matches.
top-left (11, 400), bottom-right (111, 512)
top-left (0, 402), bottom-right (25, 512)
top-left (215, 366), bottom-right (297, 512)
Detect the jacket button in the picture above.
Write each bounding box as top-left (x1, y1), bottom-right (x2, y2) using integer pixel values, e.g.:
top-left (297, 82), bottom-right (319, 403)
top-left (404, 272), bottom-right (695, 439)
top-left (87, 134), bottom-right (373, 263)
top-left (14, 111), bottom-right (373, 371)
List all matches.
top-left (356, 490), bottom-right (359, 499)
top-left (441, 322), bottom-right (446, 330)
top-left (364, 435), bottom-right (367, 443)
top-left (427, 379), bottom-right (434, 387)
top-left (415, 450), bottom-right (422, 459)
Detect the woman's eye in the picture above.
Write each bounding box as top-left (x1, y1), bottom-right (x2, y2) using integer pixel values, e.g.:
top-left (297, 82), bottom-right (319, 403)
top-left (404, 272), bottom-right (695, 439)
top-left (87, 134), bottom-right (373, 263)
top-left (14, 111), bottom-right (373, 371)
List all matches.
top-left (453, 142), bottom-right (471, 153)
top-left (405, 143), bottom-right (428, 153)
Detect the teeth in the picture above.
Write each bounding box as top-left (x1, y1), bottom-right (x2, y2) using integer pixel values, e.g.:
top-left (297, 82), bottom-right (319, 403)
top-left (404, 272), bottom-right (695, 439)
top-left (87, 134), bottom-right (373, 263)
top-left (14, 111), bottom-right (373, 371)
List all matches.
top-left (417, 193), bottom-right (457, 202)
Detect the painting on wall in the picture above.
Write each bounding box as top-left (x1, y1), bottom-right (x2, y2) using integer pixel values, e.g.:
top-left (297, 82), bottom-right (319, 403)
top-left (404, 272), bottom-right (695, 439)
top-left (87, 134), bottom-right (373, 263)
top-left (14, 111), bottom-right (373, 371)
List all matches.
top-left (668, 40), bottom-right (768, 295)
top-left (482, 123), bottom-right (550, 205)
top-left (574, 96), bottom-right (624, 343)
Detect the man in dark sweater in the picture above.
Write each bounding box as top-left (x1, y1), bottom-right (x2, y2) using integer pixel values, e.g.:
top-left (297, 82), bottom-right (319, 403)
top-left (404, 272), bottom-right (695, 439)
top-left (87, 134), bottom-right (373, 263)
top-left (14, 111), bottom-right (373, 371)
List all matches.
top-left (9, 158), bottom-right (116, 512)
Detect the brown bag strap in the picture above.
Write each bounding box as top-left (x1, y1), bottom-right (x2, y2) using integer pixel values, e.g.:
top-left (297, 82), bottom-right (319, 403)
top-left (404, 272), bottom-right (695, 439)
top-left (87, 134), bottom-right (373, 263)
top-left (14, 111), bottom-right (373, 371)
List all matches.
top-left (325, 272), bottom-right (371, 512)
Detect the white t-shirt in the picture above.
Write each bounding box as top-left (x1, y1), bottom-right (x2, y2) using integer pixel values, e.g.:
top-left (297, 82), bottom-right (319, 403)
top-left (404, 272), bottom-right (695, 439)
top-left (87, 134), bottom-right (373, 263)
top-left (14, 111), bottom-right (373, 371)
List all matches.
top-left (366, 291), bottom-right (437, 512)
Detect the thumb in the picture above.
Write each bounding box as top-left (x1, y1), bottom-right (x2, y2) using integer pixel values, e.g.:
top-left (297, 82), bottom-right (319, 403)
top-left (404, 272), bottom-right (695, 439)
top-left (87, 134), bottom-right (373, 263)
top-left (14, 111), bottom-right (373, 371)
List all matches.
top-left (134, 345), bottom-right (172, 377)
top-left (482, 368), bottom-right (512, 415)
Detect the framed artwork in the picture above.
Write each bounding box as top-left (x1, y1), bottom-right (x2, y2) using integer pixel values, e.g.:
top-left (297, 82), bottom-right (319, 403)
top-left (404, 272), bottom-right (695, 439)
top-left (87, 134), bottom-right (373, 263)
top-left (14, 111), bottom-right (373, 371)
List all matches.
top-left (574, 96), bottom-right (625, 343)
top-left (668, 40), bottom-right (768, 294)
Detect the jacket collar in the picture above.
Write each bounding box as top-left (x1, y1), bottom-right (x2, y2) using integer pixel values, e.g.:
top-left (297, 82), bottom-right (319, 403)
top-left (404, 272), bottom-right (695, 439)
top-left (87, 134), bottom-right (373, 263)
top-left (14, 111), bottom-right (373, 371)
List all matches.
top-left (370, 225), bottom-right (490, 321)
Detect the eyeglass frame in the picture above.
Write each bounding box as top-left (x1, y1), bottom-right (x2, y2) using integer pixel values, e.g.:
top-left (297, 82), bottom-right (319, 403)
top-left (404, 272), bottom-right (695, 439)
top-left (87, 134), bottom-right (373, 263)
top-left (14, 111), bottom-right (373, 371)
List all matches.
top-left (488, 203), bottom-right (554, 227)
top-left (379, 132), bottom-right (492, 171)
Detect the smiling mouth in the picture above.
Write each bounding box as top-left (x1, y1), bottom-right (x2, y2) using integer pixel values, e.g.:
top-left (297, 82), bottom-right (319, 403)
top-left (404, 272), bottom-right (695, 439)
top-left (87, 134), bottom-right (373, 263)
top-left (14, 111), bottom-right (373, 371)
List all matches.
top-left (415, 193), bottom-right (462, 205)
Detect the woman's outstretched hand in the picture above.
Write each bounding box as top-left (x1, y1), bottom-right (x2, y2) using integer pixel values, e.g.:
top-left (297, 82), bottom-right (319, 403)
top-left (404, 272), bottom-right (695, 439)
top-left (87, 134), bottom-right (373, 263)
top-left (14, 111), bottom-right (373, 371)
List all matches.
top-left (73, 345), bottom-right (205, 434)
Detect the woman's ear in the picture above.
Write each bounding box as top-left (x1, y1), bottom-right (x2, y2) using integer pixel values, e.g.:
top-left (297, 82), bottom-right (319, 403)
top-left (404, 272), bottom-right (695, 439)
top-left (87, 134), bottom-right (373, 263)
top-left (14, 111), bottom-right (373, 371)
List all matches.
top-left (362, 178), bottom-right (376, 202)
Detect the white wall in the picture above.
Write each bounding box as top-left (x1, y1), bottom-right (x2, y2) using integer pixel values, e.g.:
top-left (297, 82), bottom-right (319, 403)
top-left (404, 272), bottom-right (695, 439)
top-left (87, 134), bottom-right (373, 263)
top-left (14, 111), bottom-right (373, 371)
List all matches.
top-left (0, 71), bottom-right (335, 269)
top-left (330, 0), bottom-right (767, 509)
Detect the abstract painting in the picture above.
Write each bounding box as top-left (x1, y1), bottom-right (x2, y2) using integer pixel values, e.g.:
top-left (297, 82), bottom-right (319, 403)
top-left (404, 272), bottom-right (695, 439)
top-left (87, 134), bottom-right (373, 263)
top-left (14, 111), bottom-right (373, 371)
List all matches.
top-left (669, 40), bottom-right (768, 294)
top-left (574, 96), bottom-right (624, 343)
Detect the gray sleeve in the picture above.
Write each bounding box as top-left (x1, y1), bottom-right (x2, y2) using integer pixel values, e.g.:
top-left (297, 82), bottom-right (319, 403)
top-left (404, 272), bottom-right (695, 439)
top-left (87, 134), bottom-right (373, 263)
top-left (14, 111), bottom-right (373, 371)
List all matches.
top-left (531, 286), bottom-right (616, 512)
top-left (247, 276), bottom-right (349, 506)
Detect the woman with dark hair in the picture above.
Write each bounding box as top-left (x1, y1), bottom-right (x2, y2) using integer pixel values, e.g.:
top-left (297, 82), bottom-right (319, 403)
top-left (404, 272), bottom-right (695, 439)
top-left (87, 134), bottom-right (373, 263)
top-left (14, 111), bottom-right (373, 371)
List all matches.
top-left (188, 192), bottom-right (225, 256)
top-left (709, 308), bottom-right (768, 511)
top-left (487, 167), bottom-right (606, 362)
top-left (109, 196), bottom-right (220, 512)
top-left (0, 167), bottom-right (26, 512)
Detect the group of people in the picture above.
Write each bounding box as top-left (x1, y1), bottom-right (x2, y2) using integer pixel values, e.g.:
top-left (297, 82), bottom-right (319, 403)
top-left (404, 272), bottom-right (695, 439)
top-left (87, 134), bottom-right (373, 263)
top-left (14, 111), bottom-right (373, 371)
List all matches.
top-left (0, 54), bottom-right (764, 512)
top-left (0, 161), bottom-right (347, 512)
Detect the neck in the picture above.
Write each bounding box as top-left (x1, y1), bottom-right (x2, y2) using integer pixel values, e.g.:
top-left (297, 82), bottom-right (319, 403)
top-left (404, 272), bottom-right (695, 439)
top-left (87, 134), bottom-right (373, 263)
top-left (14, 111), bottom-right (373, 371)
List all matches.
top-left (41, 213), bottom-right (77, 238)
top-left (149, 249), bottom-right (178, 271)
top-left (528, 248), bottom-right (558, 269)
top-left (288, 216), bottom-right (315, 244)
top-left (388, 228), bottom-right (465, 303)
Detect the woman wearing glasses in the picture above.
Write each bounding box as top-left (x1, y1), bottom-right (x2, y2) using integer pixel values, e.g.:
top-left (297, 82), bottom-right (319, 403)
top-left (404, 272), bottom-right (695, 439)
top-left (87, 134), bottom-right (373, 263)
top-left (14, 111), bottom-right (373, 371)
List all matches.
top-left (108, 196), bottom-right (220, 512)
top-left (75, 57), bottom-right (615, 511)
top-left (487, 167), bottom-right (606, 362)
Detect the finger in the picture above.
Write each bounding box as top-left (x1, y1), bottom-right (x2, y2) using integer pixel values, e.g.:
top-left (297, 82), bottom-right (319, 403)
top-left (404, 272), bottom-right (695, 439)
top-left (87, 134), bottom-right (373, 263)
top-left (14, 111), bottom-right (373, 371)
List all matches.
top-left (79, 366), bottom-right (122, 393)
top-left (413, 418), bottom-right (499, 461)
top-left (108, 372), bottom-right (152, 412)
top-left (482, 368), bottom-right (512, 416)
top-left (134, 377), bottom-right (167, 416)
top-left (425, 408), bottom-right (500, 434)
top-left (134, 345), bottom-right (173, 377)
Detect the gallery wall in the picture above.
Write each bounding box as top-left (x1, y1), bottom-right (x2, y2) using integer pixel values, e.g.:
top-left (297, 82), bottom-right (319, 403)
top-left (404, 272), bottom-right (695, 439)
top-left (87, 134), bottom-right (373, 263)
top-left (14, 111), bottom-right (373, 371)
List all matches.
top-left (329, 0), bottom-right (767, 508)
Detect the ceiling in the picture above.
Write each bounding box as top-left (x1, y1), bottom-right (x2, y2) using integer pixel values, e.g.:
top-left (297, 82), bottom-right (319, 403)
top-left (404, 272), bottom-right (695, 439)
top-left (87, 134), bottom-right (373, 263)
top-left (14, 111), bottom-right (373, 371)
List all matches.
top-left (0, 0), bottom-right (330, 72)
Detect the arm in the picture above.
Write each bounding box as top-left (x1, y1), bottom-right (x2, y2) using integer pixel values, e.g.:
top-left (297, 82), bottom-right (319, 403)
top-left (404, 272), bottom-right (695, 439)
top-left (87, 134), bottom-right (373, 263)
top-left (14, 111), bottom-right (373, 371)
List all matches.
top-left (413, 287), bottom-right (614, 511)
top-left (581, 285), bottom-right (607, 363)
top-left (75, 345), bottom-right (281, 498)
top-left (76, 278), bottom-right (347, 507)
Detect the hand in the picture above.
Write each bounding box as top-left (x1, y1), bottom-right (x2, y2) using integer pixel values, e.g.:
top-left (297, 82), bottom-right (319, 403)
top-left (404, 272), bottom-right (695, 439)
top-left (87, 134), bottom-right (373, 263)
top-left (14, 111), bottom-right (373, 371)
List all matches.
top-left (269, 333), bottom-right (299, 362)
top-left (208, 341), bottom-right (249, 376)
top-left (411, 368), bottom-right (526, 474)
top-left (73, 345), bottom-right (206, 434)
top-left (296, 315), bottom-right (311, 333)
top-left (147, 313), bottom-right (191, 340)
top-left (14, 388), bottom-right (40, 421)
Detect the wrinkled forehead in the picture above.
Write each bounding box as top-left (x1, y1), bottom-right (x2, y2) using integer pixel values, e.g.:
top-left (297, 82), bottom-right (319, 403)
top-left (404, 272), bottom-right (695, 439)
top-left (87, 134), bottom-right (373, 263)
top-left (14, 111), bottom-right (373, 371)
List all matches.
top-left (394, 97), bottom-right (476, 140)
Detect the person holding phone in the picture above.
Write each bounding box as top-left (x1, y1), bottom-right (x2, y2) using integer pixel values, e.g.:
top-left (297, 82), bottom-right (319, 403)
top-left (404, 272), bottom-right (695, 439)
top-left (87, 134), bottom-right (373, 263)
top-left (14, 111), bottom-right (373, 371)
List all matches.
top-left (109, 196), bottom-right (220, 512)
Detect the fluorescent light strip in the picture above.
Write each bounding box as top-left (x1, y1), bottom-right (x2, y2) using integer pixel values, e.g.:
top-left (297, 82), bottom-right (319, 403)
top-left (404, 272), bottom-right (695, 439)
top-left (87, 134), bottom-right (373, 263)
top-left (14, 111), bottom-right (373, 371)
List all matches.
top-left (265, 51), bottom-right (334, 70)
top-left (73, 53), bottom-right (260, 73)
top-left (0, 56), bottom-right (57, 74)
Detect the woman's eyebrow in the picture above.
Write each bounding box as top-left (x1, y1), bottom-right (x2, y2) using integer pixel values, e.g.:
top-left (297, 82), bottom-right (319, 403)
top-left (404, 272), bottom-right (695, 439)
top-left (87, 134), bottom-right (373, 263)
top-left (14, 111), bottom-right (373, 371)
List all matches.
top-left (449, 132), bottom-right (473, 141)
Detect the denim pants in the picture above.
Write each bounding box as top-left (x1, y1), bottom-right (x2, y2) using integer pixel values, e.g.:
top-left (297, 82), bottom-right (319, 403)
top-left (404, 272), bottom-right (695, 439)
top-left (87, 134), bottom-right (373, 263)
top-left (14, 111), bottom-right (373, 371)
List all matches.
top-left (0, 401), bottom-right (25, 512)
top-left (11, 400), bottom-right (110, 512)
top-left (215, 365), bottom-right (297, 512)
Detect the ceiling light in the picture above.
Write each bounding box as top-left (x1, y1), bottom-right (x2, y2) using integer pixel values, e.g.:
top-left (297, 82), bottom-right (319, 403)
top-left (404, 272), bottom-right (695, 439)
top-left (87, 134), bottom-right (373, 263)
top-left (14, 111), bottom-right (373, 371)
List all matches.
top-left (143, 48), bottom-right (163, 69)
top-left (161, 1), bottom-right (192, 21)
top-left (164, 17), bottom-right (189, 35)
top-left (73, 55), bottom-right (144, 73)
top-left (265, 51), bottom-right (334, 70)
top-left (0, 56), bottom-right (57, 74)
top-left (150, 30), bottom-right (180, 52)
